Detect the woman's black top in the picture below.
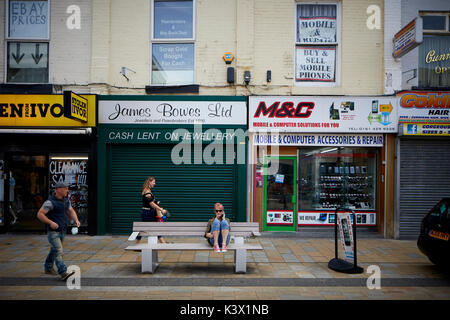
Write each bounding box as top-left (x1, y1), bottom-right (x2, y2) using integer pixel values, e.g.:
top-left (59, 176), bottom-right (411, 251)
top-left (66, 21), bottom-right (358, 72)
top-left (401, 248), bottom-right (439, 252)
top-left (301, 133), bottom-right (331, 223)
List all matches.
top-left (142, 192), bottom-right (155, 208)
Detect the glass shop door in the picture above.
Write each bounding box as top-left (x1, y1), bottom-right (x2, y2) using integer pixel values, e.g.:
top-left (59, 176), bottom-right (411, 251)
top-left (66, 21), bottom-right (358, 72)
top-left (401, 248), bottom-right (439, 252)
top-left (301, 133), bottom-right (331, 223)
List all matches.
top-left (263, 156), bottom-right (297, 231)
top-left (6, 154), bottom-right (47, 231)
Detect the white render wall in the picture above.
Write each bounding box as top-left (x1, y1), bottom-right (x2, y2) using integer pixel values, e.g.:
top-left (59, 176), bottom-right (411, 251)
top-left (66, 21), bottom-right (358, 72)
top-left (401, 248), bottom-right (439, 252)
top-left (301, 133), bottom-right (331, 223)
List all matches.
top-left (384, 0), bottom-right (402, 94)
top-left (0, 0), bottom-right (92, 89)
top-left (1, 0), bottom-right (386, 96)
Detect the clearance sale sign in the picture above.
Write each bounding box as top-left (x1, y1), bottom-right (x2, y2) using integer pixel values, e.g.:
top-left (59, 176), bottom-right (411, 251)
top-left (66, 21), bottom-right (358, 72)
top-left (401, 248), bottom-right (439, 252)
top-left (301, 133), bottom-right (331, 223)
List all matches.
top-left (249, 96), bottom-right (398, 133)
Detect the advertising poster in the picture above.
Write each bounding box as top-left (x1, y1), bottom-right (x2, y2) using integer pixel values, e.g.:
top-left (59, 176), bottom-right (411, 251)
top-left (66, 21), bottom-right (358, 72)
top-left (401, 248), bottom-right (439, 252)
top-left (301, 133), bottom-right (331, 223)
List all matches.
top-left (398, 91), bottom-right (450, 123)
top-left (337, 212), bottom-right (354, 262)
top-left (267, 210), bottom-right (293, 225)
top-left (296, 46), bottom-right (336, 82)
top-left (298, 211), bottom-right (376, 226)
top-left (249, 96), bottom-right (397, 133)
top-left (49, 159), bottom-right (88, 226)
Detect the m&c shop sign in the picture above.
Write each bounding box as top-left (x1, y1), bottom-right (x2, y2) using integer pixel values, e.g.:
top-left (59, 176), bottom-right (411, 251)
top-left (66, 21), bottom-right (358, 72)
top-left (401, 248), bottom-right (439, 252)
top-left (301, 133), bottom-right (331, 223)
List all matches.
top-left (249, 96), bottom-right (397, 133)
top-left (0, 94), bottom-right (96, 127)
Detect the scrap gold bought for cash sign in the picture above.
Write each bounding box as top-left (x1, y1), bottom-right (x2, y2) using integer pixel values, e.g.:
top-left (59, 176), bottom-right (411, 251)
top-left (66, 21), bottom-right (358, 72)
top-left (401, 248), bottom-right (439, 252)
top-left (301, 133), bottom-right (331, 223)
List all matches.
top-left (0, 92), bottom-right (96, 127)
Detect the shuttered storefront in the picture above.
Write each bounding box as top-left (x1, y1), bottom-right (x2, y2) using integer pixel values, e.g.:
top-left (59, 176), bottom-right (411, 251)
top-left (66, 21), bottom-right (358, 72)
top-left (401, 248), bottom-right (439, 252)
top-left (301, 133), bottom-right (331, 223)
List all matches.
top-left (399, 138), bottom-right (450, 239)
top-left (109, 144), bottom-right (237, 234)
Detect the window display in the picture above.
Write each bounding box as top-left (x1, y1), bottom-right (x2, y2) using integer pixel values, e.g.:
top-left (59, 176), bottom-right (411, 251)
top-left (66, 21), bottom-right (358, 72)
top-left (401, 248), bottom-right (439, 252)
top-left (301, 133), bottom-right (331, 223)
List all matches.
top-left (299, 147), bottom-right (376, 211)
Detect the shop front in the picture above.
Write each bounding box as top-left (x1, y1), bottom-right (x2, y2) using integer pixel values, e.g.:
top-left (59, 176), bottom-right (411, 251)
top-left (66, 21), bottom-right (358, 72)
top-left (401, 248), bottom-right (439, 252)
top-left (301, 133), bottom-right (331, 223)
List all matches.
top-left (0, 92), bottom-right (97, 234)
top-left (97, 96), bottom-right (247, 235)
top-left (396, 91), bottom-right (450, 239)
top-left (248, 96), bottom-right (397, 235)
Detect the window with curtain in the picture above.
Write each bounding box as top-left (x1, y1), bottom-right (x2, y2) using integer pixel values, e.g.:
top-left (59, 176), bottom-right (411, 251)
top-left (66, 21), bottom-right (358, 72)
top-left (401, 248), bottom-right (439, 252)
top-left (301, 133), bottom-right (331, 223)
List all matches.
top-left (296, 4), bottom-right (338, 83)
top-left (419, 35), bottom-right (450, 88)
top-left (151, 0), bottom-right (195, 85)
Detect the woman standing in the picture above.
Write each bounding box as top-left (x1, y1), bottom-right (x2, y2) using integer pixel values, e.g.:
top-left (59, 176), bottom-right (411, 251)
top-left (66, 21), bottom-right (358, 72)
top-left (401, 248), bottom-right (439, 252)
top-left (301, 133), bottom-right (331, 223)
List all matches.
top-left (137, 176), bottom-right (167, 243)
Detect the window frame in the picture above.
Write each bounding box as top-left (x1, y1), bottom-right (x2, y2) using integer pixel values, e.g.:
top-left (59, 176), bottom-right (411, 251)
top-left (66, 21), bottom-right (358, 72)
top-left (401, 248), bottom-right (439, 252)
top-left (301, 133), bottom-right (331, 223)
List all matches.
top-left (420, 11), bottom-right (450, 34)
top-left (5, 0), bottom-right (51, 84)
top-left (294, 1), bottom-right (341, 87)
top-left (150, 0), bottom-right (196, 86)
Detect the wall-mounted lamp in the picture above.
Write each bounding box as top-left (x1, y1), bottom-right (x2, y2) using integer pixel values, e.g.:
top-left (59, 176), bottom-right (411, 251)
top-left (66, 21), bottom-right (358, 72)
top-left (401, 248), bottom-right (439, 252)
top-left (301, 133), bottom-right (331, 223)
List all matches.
top-left (244, 71), bottom-right (251, 85)
top-left (121, 67), bottom-right (136, 81)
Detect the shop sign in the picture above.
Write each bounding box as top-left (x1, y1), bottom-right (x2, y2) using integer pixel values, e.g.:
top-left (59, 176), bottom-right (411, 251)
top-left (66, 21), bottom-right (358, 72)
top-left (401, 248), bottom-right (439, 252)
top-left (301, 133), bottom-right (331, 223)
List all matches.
top-left (298, 211), bottom-right (376, 226)
top-left (99, 100), bottom-right (246, 125)
top-left (337, 212), bottom-right (354, 262)
top-left (398, 91), bottom-right (450, 123)
top-left (393, 17), bottom-right (423, 58)
top-left (402, 123), bottom-right (450, 136)
top-left (249, 96), bottom-right (397, 133)
top-left (64, 91), bottom-right (88, 123)
top-left (253, 133), bottom-right (383, 147)
top-left (103, 127), bottom-right (241, 144)
top-left (266, 210), bottom-right (293, 226)
top-left (0, 94), bottom-right (96, 127)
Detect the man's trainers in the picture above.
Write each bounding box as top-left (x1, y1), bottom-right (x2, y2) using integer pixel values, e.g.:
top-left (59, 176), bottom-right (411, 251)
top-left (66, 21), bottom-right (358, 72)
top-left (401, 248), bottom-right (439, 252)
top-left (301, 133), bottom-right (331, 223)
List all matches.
top-left (44, 269), bottom-right (57, 275)
top-left (60, 271), bottom-right (75, 281)
top-left (221, 245), bottom-right (228, 253)
top-left (213, 245), bottom-right (221, 253)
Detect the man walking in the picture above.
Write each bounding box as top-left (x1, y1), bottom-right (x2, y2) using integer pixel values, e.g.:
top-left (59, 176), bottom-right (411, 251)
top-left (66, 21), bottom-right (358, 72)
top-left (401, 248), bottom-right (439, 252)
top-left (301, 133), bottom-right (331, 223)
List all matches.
top-left (37, 182), bottom-right (80, 281)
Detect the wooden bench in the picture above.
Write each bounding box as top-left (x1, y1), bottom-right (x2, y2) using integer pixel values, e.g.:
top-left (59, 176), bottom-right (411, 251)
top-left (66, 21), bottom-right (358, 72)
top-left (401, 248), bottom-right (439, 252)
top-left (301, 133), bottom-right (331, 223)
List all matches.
top-left (125, 222), bottom-right (262, 273)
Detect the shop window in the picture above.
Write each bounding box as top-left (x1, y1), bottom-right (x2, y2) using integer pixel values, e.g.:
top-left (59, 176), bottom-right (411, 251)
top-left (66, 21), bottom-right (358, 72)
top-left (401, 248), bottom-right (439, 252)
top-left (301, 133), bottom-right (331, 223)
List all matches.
top-left (0, 160), bottom-right (4, 226)
top-left (295, 3), bottom-right (339, 85)
top-left (6, 0), bottom-right (50, 83)
top-left (298, 147), bottom-right (377, 211)
top-left (49, 155), bottom-right (89, 227)
top-left (419, 35), bottom-right (450, 88)
top-left (151, 0), bottom-right (195, 85)
top-left (418, 12), bottom-right (450, 88)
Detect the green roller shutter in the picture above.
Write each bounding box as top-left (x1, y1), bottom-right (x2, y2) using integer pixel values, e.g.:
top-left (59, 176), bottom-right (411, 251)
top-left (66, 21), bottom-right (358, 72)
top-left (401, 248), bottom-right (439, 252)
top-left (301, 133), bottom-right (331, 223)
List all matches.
top-left (110, 144), bottom-right (237, 234)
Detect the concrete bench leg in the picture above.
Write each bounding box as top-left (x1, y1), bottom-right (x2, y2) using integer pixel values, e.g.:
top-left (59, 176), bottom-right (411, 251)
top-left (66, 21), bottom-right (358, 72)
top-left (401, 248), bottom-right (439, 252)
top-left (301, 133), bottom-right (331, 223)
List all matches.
top-left (235, 249), bottom-right (247, 273)
top-left (142, 249), bottom-right (158, 273)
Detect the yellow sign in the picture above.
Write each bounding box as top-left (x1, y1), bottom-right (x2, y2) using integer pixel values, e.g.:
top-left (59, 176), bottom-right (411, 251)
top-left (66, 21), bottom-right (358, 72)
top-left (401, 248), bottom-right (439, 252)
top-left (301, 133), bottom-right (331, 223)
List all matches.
top-left (380, 103), bottom-right (393, 113)
top-left (403, 123), bottom-right (450, 136)
top-left (64, 91), bottom-right (88, 122)
top-left (0, 94), bottom-right (96, 127)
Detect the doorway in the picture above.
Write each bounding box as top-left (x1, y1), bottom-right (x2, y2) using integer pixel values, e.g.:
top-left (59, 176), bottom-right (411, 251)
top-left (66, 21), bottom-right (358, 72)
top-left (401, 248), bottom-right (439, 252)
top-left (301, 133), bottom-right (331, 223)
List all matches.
top-left (6, 154), bottom-right (48, 231)
top-left (263, 156), bottom-right (297, 231)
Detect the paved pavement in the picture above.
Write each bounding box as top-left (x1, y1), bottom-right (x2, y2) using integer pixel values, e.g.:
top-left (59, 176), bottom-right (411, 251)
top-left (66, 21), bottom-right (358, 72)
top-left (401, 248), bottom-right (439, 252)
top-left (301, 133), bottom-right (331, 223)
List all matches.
top-left (0, 233), bottom-right (449, 300)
